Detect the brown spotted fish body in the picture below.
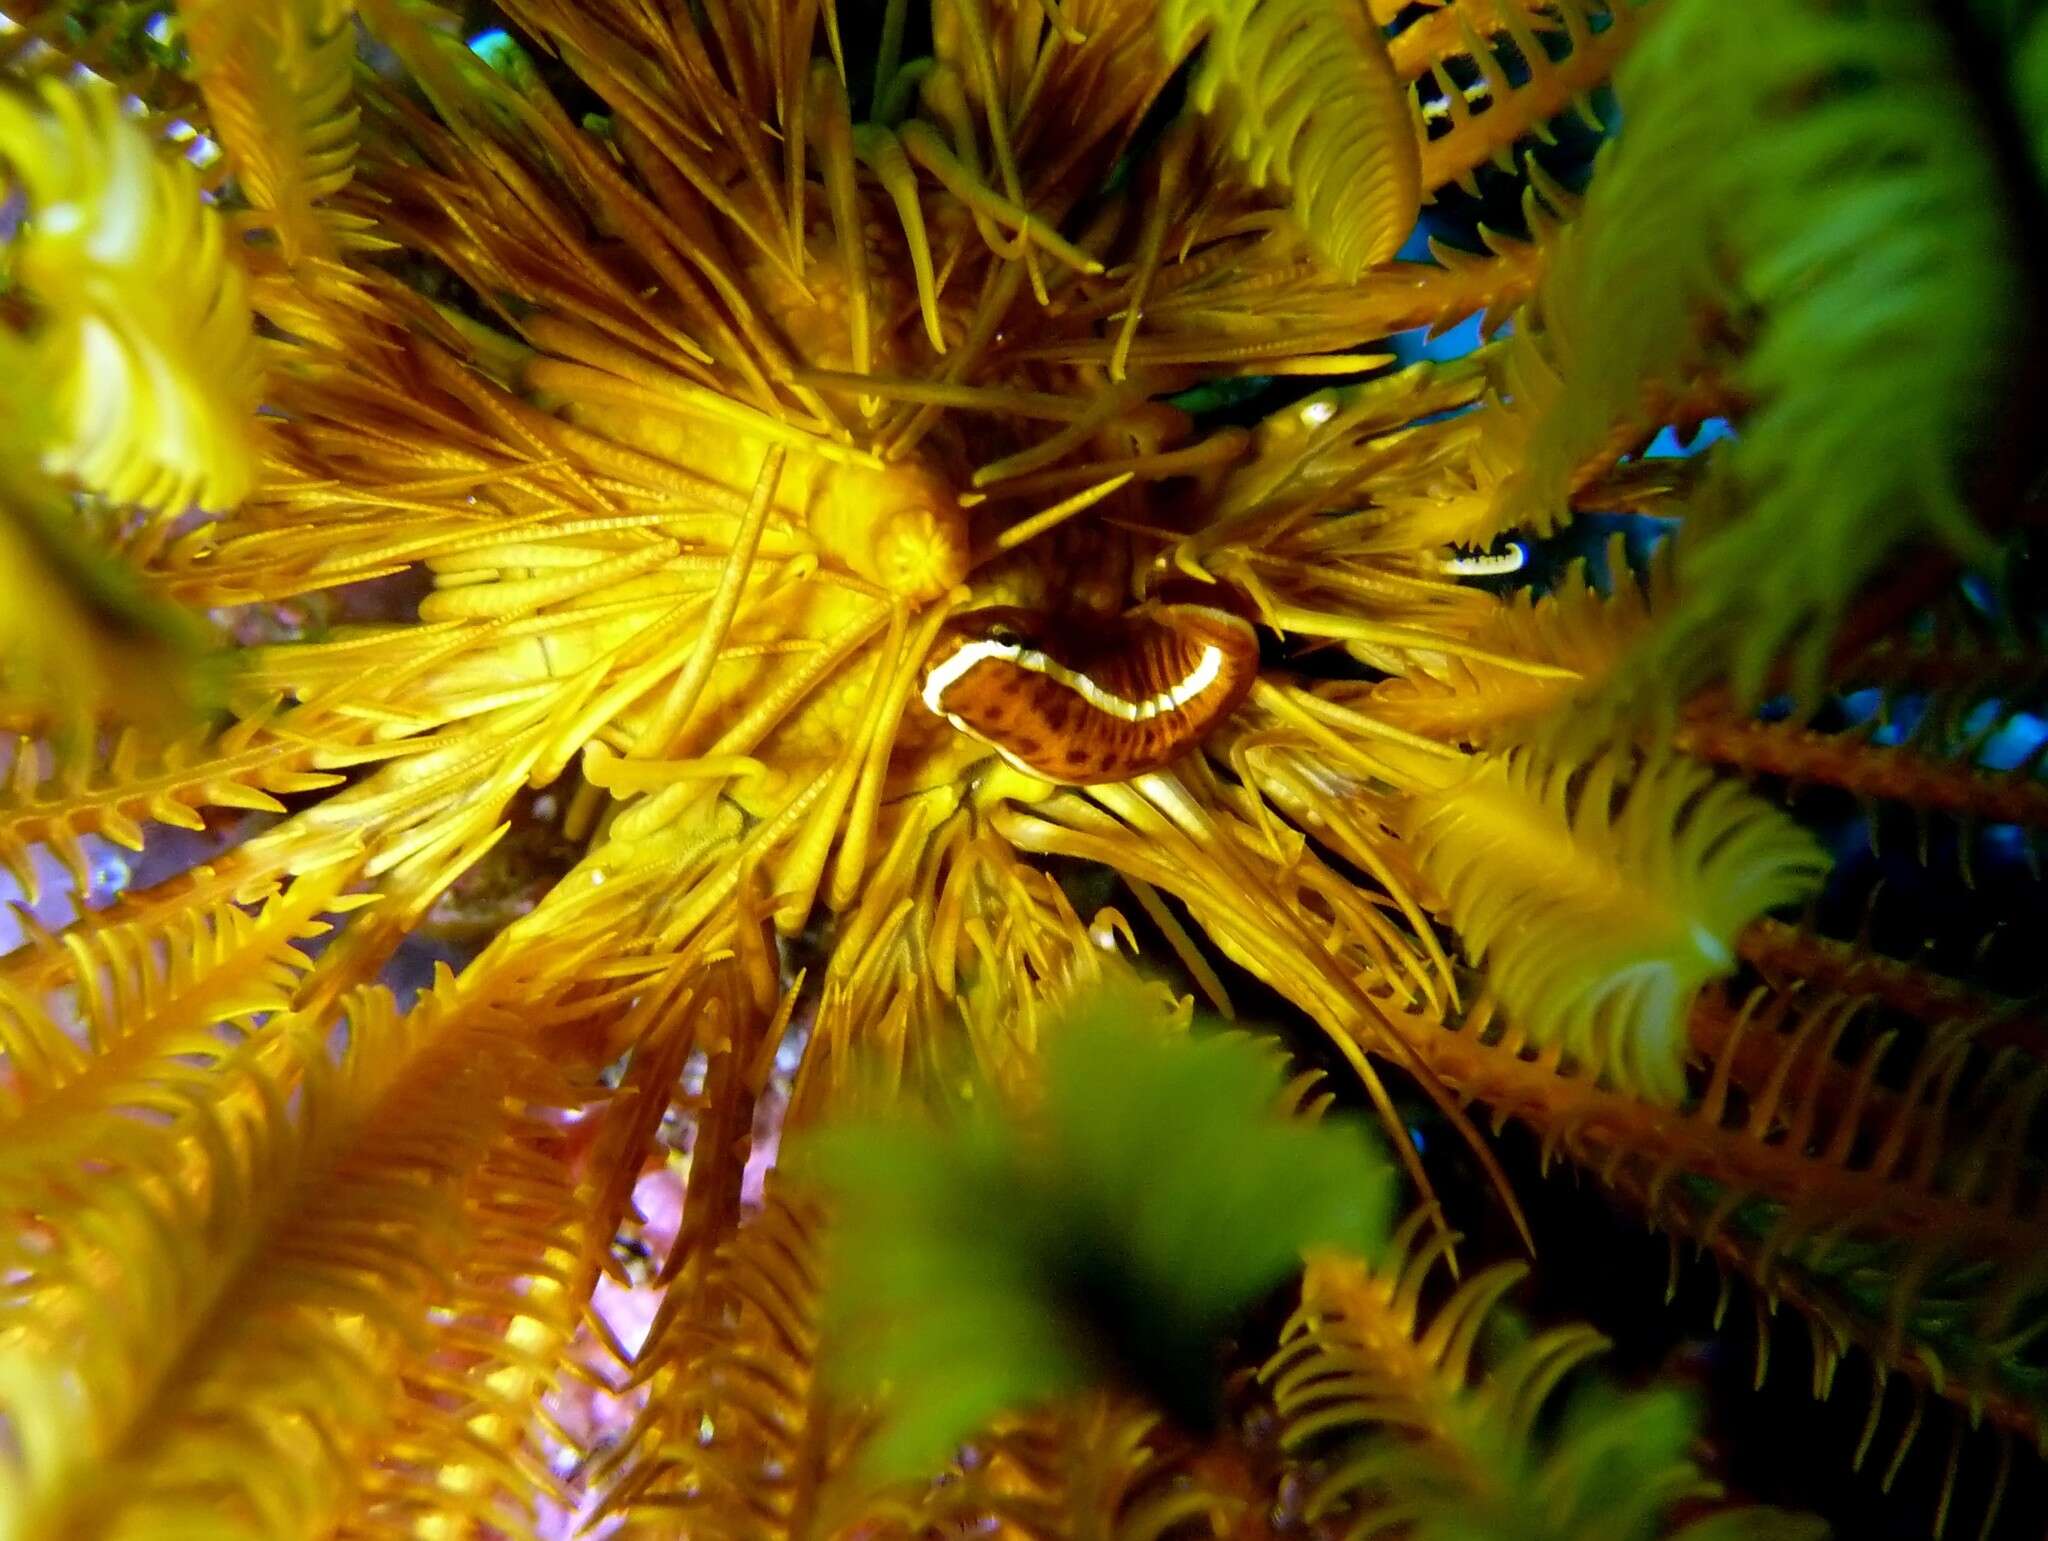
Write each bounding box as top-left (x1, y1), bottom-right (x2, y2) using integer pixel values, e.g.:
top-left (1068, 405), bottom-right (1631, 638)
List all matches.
top-left (919, 596), bottom-right (1259, 784)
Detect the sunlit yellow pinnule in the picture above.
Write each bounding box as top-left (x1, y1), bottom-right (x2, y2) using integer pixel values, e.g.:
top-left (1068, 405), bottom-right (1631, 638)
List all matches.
top-left (0, 76), bottom-right (262, 514)
top-left (1160, 0), bottom-right (1421, 279)
top-left (0, 0), bottom-right (2042, 1536)
top-left (180, 0), bottom-right (368, 269)
top-left (1401, 745), bottom-right (1830, 1103)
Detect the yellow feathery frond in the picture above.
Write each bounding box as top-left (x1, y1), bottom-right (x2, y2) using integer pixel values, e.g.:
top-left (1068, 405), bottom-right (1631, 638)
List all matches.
top-left (1261, 1214), bottom-right (1818, 1541)
top-left (773, 796), bottom-right (1193, 1118)
top-left (0, 75), bottom-right (262, 514)
top-left (180, 0), bottom-right (366, 267)
top-left (1173, 350), bottom-right (1496, 581)
top-left (0, 987), bottom-right (330, 1541)
top-left (1407, 0), bottom-right (1657, 199)
top-left (0, 893), bottom-right (613, 1541)
top-left (0, 715), bottom-right (345, 903)
top-left (1362, 535), bottom-right (1661, 747)
top-left (333, 1108), bottom-right (595, 1539)
top-left (0, 835), bottom-right (302, 1007)
top-left (1160, 0), bottom-right (1421, 279)
top-left (0, 861), bottom-right (364, 1123)
top-left (1263, 1221), bottom-right (1613, 1532)
top-left (1401, 748), bottom-right (1829, 1101)
top-left (600, 1187), bottom-right (841, 1537)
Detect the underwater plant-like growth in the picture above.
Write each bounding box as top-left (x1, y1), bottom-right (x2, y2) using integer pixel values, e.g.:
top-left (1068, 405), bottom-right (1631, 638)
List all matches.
top-left (0, 0), bottom-right (2043, 1536)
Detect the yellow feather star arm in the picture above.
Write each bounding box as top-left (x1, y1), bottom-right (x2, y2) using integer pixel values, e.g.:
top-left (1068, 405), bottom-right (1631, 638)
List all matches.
top-left (608, 1166), bottom-right (1249, 1538)
top-left (0, 4), bottom-right (209, 126)
top-left (785, 810), bottom-right (1176, 1112)
top-left (329, 1087), bottom-right (597, 1538)
top-left (1457, 16), bottom-right (1726, 545)
top-left (1390, 0), bottom-right (1566, 83)
top-left (0, 76), bottom-right (263, 514)
top-left (1362, 535), bottom-right (1661, 748)
top-left (179, 0), bottom-right (369, 267)
top-left (1410, 0), bottom-right (1657, 199)
top-left (1400, 747), bottom-right (1829, 1102)
top-left (1159, 0), bottom-right (1421, 279)
top-left (0, 863), bottom-right (363, 1125)
top-left (1260, 1216), bottom-right (1821, 1540)
top-left (597, 1188), bottom-right (840, 1536)
top-left (1675, 703), bottom-right (2048, 844)
top-left (1399, 980), bottom-right (2048, 1456)
top-left (1264, 1225), bottom-right (1613, 1530)
top-left (0, 851), bottom-right (657, 1541)
top-left (1026, 183), bottom-right (1565, 402)
top-left (0, 835), bottom-right (301, 1011)
top-left (0, 716), bottom-right (345, 904)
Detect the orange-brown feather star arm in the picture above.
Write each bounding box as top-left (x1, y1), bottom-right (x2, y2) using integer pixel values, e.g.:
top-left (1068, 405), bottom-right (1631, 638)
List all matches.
top-left (919, 598), bottom-right (1260, 785)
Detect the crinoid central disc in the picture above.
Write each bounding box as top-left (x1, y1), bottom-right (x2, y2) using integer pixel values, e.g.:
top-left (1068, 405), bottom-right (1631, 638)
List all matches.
top-left (808, 457), bottom-right (969, 604)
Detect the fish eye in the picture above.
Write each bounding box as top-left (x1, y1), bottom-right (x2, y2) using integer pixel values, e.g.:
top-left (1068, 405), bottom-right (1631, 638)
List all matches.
top-left (987, 622), bottom-right (1024, 647)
